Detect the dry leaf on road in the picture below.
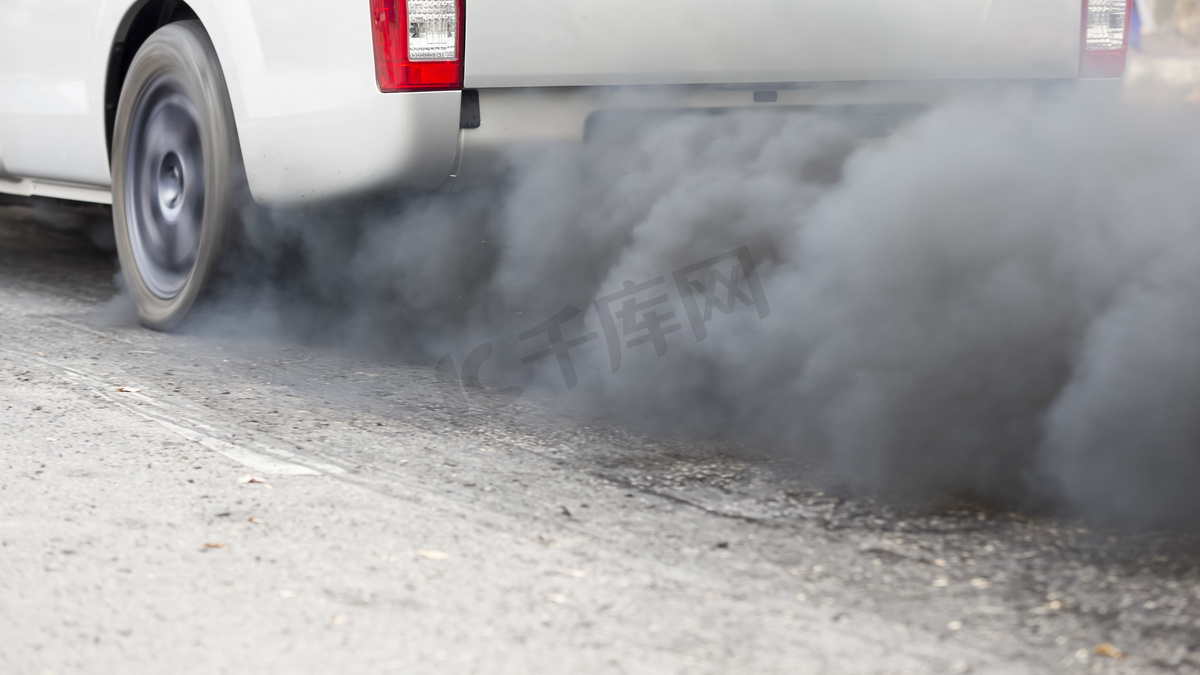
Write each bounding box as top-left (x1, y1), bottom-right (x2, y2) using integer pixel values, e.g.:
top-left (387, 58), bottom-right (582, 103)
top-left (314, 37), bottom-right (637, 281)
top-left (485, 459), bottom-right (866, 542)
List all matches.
top-left (1095, 643), bottom-right (1125, 659)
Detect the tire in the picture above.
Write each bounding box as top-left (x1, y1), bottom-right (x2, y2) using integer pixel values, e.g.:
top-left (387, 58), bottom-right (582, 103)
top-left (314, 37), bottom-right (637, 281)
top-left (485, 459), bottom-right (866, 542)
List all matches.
top-left (112, 20), bottom-right (243, 330)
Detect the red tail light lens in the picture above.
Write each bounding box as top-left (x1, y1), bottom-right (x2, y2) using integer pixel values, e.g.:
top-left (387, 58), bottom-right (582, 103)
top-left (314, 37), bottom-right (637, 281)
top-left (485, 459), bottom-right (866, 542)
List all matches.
top-left (1080, 0), bottom-right (1132, 78)
top-left (370, 0), bottom-right (464, 92)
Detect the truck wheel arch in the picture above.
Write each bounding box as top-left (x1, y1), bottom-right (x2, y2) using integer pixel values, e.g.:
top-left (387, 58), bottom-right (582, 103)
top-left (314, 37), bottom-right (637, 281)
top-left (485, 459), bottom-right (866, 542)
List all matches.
top-left (100, 0), bottom-right (462, 205)
top-left (104, 0), bottom-right (202, 162)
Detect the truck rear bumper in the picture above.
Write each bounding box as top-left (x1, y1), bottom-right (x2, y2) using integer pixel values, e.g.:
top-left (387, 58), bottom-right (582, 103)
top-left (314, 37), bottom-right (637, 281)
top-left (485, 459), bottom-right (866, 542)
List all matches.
top-left (449, 78), bottom-right (1115, 189)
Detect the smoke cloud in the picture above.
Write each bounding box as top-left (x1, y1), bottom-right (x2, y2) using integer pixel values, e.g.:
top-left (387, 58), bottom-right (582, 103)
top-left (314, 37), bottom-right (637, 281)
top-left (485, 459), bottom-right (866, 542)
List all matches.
top-left (183, 85), bottom-right (1200, 529)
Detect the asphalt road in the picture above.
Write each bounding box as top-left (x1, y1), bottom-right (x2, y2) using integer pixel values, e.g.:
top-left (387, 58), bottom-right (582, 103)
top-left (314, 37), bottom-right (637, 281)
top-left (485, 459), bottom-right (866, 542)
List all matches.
top-left (1, 207), bottom-right (1198, 675)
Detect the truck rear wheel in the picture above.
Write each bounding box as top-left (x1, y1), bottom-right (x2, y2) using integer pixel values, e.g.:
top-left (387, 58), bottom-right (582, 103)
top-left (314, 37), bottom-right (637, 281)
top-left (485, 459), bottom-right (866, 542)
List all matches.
top-left (112, 20), bottom-right (243, 330)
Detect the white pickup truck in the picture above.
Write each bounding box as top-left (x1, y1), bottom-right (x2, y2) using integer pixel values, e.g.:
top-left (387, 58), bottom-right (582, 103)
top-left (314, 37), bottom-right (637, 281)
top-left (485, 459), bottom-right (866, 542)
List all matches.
top-left (0, 0), bottom-right (1131, 327)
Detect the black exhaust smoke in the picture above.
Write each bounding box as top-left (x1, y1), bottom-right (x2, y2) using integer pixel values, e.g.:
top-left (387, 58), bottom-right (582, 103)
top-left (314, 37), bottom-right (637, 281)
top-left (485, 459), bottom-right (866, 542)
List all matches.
top-left (181, 88), bottom-right (1200, 529)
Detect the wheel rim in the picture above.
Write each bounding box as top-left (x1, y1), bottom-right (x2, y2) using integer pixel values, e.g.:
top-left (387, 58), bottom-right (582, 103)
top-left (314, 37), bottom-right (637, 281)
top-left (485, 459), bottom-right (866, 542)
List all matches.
top-left (124, 75), bottom-right (205, 299)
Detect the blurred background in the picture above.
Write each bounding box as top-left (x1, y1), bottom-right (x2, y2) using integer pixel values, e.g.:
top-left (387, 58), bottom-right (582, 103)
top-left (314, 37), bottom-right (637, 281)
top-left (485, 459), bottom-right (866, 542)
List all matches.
top-left (1140, 0), bottom-right (1200, 45)
top-left (1127, 0), bottom-right (1200, 101)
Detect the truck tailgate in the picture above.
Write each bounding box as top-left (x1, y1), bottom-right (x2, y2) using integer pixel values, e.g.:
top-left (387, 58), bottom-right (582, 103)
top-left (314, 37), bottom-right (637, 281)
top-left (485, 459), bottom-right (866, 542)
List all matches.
top-left (464, 0), bottom-right (1082, 88)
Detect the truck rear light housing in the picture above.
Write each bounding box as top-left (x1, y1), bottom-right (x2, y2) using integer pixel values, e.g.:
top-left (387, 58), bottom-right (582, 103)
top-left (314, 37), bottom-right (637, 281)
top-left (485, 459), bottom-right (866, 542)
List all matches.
top-left (370, 0), bottom-right (464, 92)
top-left (1080, 0), bottom-right (1132, 78)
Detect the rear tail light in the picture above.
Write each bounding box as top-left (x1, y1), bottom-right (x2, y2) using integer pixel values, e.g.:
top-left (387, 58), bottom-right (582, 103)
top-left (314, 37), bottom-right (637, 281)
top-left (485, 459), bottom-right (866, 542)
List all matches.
top-left (370, 0), bottom-right (464, 92)
top-left (1080, 0), bottom-right (1132, 78)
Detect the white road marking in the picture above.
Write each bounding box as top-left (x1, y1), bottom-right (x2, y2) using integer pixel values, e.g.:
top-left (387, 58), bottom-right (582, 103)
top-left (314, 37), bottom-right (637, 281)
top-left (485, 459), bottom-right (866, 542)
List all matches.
top-left (3, 348), bottom-right (345, 477)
